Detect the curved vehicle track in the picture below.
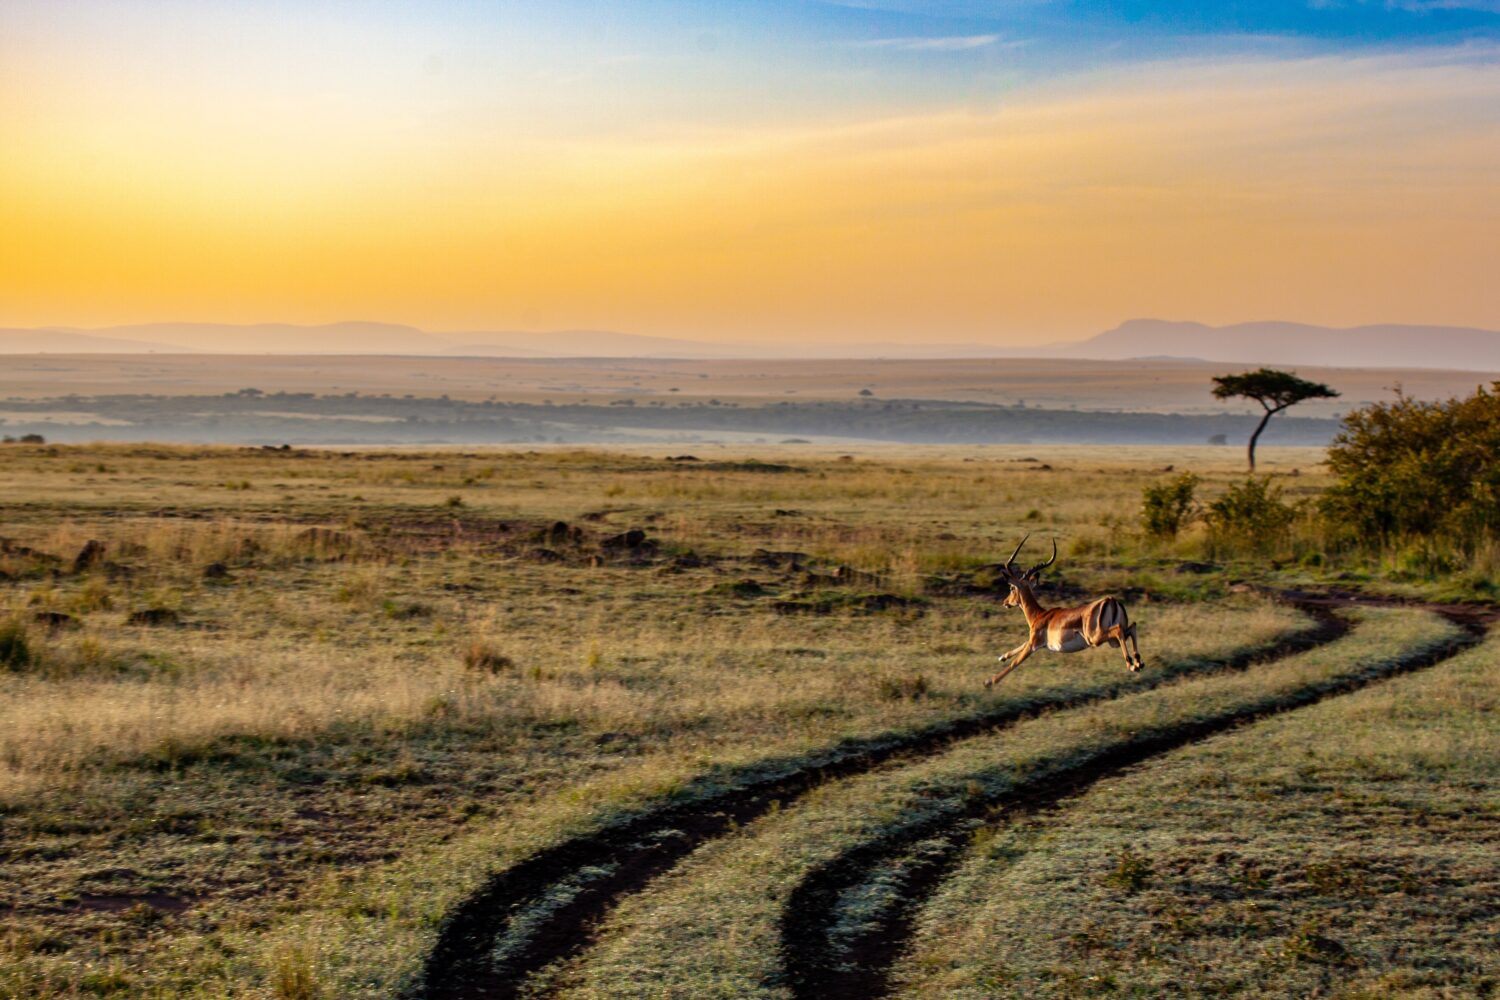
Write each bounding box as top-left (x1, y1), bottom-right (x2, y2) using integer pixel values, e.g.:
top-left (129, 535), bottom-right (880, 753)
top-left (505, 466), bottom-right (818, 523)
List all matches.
top-left (779, 596), bottom-right (1492, 1000)
top-left (417, 598), bottom-right (1349, 1000)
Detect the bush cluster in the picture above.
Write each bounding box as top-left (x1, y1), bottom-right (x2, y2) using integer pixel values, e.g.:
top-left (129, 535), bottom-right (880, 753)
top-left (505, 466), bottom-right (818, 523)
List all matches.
top-left (1138, 383), bottom-right (1499, 575)
top-left (1140, 473), bottom-right (1296, 554)
top-left (1322, 383), bottom-right (1500, 544)
top-left (1141, 473), bottom-right (1199, 539)
top-left (1205, 477), bottom-right (1297, 550)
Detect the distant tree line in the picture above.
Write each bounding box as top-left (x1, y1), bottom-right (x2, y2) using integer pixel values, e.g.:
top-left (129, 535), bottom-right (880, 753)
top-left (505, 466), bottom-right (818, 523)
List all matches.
top-left (0, 392), bottom-right (1341, 447)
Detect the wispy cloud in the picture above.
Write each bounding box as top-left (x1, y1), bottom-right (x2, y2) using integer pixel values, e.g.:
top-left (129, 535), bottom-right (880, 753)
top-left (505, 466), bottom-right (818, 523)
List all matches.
top-left (1311, 0), bottom-right (1500, 11)
top-left (850, 34), bottom-right (1003, 52)
top-left (1386, 1), bottom-right (1500, 11)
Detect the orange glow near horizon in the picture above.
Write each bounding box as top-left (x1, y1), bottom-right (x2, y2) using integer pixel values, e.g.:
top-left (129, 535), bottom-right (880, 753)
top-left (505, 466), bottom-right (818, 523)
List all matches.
top-left (3, 14), bottom-right (1498, 343)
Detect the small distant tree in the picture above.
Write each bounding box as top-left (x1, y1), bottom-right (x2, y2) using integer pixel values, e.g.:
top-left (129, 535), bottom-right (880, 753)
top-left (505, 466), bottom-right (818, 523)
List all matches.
top-left (1212, 369), bottom-right (1338, 471)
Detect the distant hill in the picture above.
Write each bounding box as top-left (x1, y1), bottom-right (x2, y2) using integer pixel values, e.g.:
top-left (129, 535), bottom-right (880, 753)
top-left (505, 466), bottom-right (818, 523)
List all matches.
top-left (0, 323), bottom-right (763, 357)
top-left (1073, 319), bottom-right (1500, 371)
top-left (442, 329), bottom-right (746, 358)
top-left (4, 318), bottom-right (1499, 368)
top-left (99, 321), bottom-right (447, 354)
top-left (0, 329), bottom-right (188, 354)
top-left (0, 322), bottom-right (447, 355)
top-left (441, 330), bottom-right (1033, 359)
top-left (0, 323), bottom-right (1024, 359)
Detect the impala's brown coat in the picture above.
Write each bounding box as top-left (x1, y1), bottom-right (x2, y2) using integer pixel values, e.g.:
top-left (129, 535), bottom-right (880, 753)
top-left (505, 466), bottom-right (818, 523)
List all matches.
top-left (985, 575), bottom-right (1143, 687)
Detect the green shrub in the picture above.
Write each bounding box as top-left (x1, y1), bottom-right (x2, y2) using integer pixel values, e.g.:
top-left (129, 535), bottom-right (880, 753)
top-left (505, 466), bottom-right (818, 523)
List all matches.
top-left (1140, 472), bottom-right (1198, 539)
top-left (1205, 477), bottom-right (1295, 551)
top-left (1323, 383), bottom-right (1500, 544)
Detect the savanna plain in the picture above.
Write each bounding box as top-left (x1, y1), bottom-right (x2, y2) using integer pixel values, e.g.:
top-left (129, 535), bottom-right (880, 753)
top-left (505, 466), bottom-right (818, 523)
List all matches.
top-left (0, 442), bottom-right (1494, 999)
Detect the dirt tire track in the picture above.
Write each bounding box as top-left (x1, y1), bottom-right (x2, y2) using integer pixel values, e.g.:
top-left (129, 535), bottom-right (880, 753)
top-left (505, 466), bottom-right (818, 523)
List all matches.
top-left (779, 600), bottom-right (1490, 1000)
top-left (416, 603), bottom-right (1347, 1000)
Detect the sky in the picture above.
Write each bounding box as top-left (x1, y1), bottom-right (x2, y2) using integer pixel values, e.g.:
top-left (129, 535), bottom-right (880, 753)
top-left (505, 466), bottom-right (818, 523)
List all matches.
top-left (2, 0), bottom-right (1498, 346)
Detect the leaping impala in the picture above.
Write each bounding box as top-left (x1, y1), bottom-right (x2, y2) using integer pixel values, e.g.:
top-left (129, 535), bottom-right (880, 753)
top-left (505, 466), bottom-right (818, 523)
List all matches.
top-left (985, 535), bottom-right (1143, 688)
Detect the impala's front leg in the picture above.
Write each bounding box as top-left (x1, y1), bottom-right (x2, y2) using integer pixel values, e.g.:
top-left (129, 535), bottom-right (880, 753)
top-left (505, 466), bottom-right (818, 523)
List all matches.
top-left (986, 640), bottom-right (1037, 687)
top-left (993, 640), bottom-right (1028, 666)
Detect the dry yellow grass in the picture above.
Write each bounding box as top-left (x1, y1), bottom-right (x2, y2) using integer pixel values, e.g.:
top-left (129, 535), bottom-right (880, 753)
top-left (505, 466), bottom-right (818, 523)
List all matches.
top-left (0, 440), bottom-right (1454, 999)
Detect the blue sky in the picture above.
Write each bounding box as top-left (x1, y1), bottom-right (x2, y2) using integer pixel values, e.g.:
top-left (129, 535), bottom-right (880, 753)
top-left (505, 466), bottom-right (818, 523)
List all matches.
top-left (412, 0), bottom-right (1500, 128)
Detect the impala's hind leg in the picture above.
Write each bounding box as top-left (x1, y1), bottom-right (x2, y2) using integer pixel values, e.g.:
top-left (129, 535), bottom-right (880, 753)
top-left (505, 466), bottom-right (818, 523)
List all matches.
top-left (1125, 623), bottom-right (1143, 671)
top-left (1107, 626), bottom-right (1136, 671)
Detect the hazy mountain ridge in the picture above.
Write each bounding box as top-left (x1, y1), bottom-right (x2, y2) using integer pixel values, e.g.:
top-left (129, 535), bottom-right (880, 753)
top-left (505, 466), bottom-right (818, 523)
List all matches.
top-left (3, 319), bottom-right (1499, 369)
top-left (0, 329), bottom-right (192, 354)
top-left (0, 322), bottom-right (442, 355)
top-left (0, 323), bottom-right (1034, 359)
top-left (440, 329), bottom-right (753, 358)
top-left (1078, 319), bottom-right (1500, 370)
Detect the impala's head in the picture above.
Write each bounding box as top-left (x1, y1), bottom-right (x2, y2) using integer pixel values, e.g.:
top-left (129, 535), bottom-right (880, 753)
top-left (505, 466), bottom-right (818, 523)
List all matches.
top-left (1000, 581), bottom-right (1024, 609)
top-left (996, 534), bottom-right (1057, 608)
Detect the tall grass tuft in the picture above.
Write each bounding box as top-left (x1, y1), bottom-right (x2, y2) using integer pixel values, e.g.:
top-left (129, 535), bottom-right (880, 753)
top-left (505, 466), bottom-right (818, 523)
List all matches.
top-left (0, 619), bottom-right (35, 672)
top-left (462, 643), bottom-right (515, 674)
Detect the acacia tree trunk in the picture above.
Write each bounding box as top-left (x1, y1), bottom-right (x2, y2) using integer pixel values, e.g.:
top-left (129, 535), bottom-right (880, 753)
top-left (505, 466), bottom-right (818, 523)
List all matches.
top-left (1246, 405), bottom-right (1279, 471)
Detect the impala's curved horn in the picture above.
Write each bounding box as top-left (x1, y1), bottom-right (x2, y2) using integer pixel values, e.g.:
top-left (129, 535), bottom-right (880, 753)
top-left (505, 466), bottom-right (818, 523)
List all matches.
top-left (1004, 534), bottom-right (1030, 576)
top-left (1027, 538), bottom-right (1058, 579)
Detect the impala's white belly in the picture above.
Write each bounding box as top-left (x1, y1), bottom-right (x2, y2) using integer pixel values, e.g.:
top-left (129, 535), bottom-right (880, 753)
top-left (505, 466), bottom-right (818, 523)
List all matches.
top-left (1048, 630), bottom-right (1089, 653)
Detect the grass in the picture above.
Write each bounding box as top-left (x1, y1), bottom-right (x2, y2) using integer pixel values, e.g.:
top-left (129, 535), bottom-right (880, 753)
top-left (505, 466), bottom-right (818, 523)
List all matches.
top-left (551, 608), bottom-right (1458, 999)
top-left (899, 626), bottom-right (1500, 999)
top-left (0, 441), bottom-right (1487, 998)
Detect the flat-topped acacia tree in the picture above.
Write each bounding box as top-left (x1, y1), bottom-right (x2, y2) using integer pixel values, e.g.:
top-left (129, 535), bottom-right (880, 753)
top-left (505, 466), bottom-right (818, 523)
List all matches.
top-left (1212, 368), bottom-right (1339, 471)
